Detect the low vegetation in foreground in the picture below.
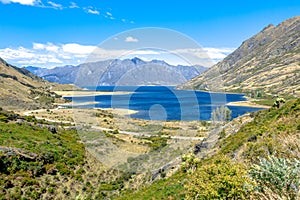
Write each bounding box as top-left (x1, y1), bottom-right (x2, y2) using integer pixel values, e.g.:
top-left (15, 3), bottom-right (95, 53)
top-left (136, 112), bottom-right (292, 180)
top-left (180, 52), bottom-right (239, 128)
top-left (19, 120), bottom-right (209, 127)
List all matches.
top-left (0, 108), bottom-right (148, 199)
top-left (1, 98), bottom-right (300, 199)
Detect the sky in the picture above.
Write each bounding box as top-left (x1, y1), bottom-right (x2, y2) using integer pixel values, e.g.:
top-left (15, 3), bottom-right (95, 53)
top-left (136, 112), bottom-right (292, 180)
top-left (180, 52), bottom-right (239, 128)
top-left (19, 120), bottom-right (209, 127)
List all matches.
top-left (0, 0), bottom-right (299, 68)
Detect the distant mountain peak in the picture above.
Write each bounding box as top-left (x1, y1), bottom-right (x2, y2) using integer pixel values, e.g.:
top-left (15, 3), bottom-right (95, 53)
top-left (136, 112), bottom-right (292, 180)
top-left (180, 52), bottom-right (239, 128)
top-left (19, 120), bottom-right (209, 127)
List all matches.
top-left (25, 58), bottom-right (207, 86)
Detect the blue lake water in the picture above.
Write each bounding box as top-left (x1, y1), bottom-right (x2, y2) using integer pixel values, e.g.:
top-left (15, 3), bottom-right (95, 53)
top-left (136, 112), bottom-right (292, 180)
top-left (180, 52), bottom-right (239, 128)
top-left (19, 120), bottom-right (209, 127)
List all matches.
top-left (65, 86), bottom-right (264, 121)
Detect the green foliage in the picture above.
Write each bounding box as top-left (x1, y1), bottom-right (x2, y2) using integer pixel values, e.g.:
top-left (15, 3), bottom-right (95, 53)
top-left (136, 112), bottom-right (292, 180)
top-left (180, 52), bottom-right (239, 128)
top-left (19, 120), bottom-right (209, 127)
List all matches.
top-left (219, 99), bottom-right (300, 158)
top-left (98, 183), bottom-right (122, 191)
top-left (117, 99), bottom-right (300, 199)
top-left (218, 129), bottom-right (226, 139)
top-left (0, 119), bottom-right (85, 199)
top-left (143, 135), bottom-right (169, 151)
top-left (273, 97), bottom-right (286, 108)
top-left (184, 156), bottom-right (253, 199)
top-left (0, 115), bottom-right (8, 122)
top-left (181, 153), bottom-right (200, 173)
top-left (250, 156), bottom-right (300, 199)
top-left (0, 109), bottom-right (19, 122)
top-left (116, 172), bottom-right (186, 200)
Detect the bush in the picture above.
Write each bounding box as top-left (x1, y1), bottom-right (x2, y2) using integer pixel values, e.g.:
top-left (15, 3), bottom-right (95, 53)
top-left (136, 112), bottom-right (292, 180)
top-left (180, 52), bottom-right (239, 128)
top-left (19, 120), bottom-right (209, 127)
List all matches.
top-left (250, 156), bottom-right (300, 199)
top-left (273, 97), bottom-right (286, 108)
top-left (211, 106), bottom-right (232, 124)
top-left (181, 153), bottom-right (200, 173)
top-left (184, 156), bottom-right (253, 199)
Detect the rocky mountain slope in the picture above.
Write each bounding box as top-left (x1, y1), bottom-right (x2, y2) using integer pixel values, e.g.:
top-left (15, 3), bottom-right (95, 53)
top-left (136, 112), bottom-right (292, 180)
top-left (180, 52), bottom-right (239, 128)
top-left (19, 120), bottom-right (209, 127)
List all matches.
top-left (178, 16), bottom-right (300, 97)
top-left (25, 58), bottom-right (207, 86)
top-left (0, 57), bottom-right (73, 110)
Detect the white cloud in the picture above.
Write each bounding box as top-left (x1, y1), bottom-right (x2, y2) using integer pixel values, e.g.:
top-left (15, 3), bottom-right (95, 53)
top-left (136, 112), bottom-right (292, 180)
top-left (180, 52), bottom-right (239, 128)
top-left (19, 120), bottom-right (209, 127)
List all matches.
top-left (69, 1), bottom-right (78, 8)
top-left (0, 0), bottom-right (38, 5)
top-left (128, 50), bottom-right (160, 55)
top-left (173, 47), bottom-right (234, 64)
top-left (47, 1), bottom-right (62, 9)
top-left (203, 47), bottom-right (235, 61)
top-left (33, 43), bottom-right (45, 50)
top-left (125, 36), bottom-right (139, 43)
top-left (33, 42), bottom-right (59, 52)
top-left (62, 43), bottom-right (96, 54)
top-left (0, 42), bottom-right (235, 68)
top-left (86, 8), bottom-right (99, 15)
top-left (0, 43), bottom-right (98, 68)
top-left (106, 11), bottom-right (112, 16)
top-left (0, 47), bottom-right (35, 60)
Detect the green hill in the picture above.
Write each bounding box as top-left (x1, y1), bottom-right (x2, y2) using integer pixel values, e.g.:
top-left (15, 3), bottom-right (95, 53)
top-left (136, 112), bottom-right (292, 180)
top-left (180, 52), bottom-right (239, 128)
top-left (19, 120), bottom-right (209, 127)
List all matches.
top-left (0, 108), bottom-right (135, 199)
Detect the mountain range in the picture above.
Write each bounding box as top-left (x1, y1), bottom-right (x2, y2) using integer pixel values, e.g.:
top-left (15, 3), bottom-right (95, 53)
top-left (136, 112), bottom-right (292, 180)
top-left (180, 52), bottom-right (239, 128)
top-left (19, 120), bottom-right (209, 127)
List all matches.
top-left (25, 58), bottom-right (207, 87)
top-left (178, 16), bottom-right (300, 97)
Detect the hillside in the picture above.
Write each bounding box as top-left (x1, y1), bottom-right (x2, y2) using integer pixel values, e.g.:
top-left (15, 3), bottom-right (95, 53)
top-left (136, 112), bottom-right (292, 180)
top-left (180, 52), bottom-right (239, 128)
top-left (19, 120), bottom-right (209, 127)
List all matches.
top-left (0, 57), bottom-right (74, 110)
top-left (178, 16), bottom-right (300, 97)
top-left (25, 58), bottom-right (207, 86)
top-left (0, 108), bottom-right (129, 199)
top-left (118, 98), bottom-right (300, 199)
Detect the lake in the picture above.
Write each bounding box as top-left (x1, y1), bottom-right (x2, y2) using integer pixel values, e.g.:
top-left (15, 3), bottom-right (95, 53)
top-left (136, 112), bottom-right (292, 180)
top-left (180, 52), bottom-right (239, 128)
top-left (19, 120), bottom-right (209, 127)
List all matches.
top-left (65, 86), bottom-right (263, 121)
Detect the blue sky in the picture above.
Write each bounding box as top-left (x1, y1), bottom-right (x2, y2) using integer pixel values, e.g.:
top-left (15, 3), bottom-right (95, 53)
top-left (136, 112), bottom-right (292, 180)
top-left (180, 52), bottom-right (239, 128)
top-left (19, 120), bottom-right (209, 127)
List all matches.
top-left (0, 0), bottom-right (299, 68)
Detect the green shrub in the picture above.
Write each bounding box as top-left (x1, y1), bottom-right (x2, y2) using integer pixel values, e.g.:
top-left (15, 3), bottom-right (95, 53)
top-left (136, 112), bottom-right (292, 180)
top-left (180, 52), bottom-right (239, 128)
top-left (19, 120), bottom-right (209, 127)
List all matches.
top-left (273, 97), bottom-right (286, 108)
top-left (181, 153), bottom-right (200, 173)
top-left (250, 156), bottom-right (300, 199)
top-left (184, 156), bottom-right (253, 199)
top-left (0, 115), bottom-right (8, 122)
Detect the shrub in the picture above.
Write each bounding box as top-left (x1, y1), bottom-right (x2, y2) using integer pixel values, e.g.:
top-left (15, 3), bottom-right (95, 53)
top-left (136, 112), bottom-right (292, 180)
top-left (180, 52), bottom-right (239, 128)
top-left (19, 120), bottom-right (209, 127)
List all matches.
top-left (273, 98), bottom-right (286, 108)
top-left (249, 156), bottom-right (300, 199)
top-left (184, 156), bottom-right (253, 199)
top-left (211, 106), bottom-right (232, 124)
top-left (181, 153), bottom-right (200, 173)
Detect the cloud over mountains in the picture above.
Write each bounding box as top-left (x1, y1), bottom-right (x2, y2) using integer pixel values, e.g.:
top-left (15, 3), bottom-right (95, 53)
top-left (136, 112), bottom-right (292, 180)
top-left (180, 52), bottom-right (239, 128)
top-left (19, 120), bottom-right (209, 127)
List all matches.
top-left (0, 42), bottom-right (234, 68)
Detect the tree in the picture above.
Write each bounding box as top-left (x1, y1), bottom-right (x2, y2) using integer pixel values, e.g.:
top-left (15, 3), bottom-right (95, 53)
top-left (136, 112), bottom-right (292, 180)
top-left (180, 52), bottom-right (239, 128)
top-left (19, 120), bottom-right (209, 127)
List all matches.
top-left (211, 106), bottom-right (232, 124)
top-left (273, 98), bottom-right (286, 108)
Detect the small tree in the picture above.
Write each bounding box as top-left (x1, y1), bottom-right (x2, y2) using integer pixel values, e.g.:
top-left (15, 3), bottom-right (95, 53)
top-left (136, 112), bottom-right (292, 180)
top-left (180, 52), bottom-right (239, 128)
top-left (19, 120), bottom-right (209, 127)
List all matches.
top-left (273, 98), bottom-right (286, 109)
top-left (211, 106), bottom-right (232, 124)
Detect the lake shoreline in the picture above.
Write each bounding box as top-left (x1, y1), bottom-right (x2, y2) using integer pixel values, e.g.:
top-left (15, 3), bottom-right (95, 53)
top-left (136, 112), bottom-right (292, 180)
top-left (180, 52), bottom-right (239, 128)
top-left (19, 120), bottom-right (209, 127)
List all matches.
top-left (53, 90), bottom-right (132, 97)
top-left (227, 101), bottom-right (271, 108)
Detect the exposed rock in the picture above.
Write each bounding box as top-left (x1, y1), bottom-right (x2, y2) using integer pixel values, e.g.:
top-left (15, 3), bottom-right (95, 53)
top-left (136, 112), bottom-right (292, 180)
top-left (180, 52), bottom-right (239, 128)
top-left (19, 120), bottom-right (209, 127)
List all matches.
top-left (48, 125), bottom-right (57, 134)
top-left (193, 142), bottom-right (208, 154)
top-left (0, 146), bottom-right (38, 161)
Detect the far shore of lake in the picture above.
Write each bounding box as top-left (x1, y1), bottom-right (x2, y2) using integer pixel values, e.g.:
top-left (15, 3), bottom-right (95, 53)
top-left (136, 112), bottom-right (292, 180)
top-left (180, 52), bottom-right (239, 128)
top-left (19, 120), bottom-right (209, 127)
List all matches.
top-left (53, 90), bottom-right (132, 97)
top-left (227, 101), bottom-right (271, 108)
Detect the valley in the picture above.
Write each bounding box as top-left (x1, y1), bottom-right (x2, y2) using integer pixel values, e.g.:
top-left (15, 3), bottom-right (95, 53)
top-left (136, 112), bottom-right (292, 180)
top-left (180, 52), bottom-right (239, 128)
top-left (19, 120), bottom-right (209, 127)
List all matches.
top-left (0, 11), bottom-right (299, 200)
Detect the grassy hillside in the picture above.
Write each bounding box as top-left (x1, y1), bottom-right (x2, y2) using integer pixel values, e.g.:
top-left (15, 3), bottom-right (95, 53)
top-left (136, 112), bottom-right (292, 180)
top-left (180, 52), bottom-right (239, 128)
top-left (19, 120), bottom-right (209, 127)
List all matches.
top-left (0, 108), bottom-right (140, 199)
top-left (0, 57), bottom-right (75, 110)
top-left (118, 98), bottom-right (300, 199)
